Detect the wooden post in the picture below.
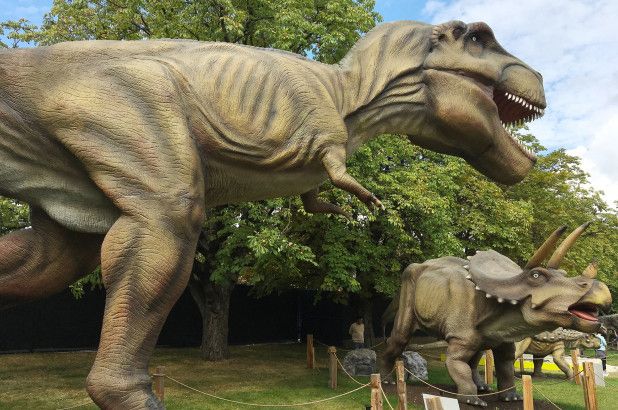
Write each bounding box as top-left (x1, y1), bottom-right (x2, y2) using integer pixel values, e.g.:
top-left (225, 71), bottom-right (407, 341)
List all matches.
top-left (571, 349), bottom-right (581, 385)
top-left (425, 396), bottom-right (444, 410)
top-left (484, 350), bottom-right (494, 385)
top-left (519, 357), bottom-right (525, 374)
top-left (328, 346), bottom-right (337, 389)
top-left (522, 375), bottom-right (533, 410)
top-left (582, 362), bottom-right (598, 410)
top-left (395, 360), bottom-right (407, 410)
top-left (306, 334), bottom-right (315, 369)
top-left (370, 373), bottom-right (383, 410)
top-left (153, 366), bottom-right (165, 403)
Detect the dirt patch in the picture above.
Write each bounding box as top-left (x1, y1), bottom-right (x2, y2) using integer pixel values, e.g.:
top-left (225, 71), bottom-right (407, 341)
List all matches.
top-left (382, 382), bottom-right (557, 410)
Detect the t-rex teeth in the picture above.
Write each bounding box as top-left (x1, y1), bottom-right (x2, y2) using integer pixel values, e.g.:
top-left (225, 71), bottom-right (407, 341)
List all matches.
top-left (486, 293), bottom-right (492, 298)
top-left (475, 285), bottom-right (481, 290)
top-left (497, 297), bottom-right (504, 303)
top-left (510, 300), bottom-right (518, 305)
top-left (466, 274), bottom-right (472, 279)
top-left (464, 265), bottom-right (469, 269)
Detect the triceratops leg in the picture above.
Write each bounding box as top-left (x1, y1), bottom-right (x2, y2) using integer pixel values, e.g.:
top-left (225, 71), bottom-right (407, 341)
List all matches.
top-left (493, 342), bottom-right (522, 402)
top-left (0, 207), bottom-right (102, 309)
top-left (468, 351), bottom-right (492, 392)
top-left (321, 146), bottom-right (384, 210)
top-left (552, 344), bottom-right (573, 379)
top-left (381, 271), bottom-right (417, 378)
top-left (445, 340), bottom-right (487, 407)
top-left (532, 356), bottom-right (545, 377)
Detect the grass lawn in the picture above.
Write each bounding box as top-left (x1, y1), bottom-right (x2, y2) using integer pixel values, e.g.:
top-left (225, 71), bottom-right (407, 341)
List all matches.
top-left (1, 343), bottom-right (617, 409)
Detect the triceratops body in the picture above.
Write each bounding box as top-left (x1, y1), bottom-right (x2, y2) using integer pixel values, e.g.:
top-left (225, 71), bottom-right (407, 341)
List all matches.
top-left (515, 328), bottom-right (600, 378)
top-left (381, 224), bottom-right (611, 406)
top-left (1, 20), bottom-right (546, 409)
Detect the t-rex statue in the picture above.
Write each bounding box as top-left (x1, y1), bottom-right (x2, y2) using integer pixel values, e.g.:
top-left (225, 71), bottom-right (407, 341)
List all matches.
top-left (0, 20), bottom-right (546, 409)
top-left (381, 223), bottom-right (611, 407)
top-left (515, 328), bottom-right (600, 379)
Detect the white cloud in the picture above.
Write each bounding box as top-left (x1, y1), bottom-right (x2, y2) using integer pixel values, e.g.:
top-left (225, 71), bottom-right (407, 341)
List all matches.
top-left (421, 0), bottom-right (618, 206)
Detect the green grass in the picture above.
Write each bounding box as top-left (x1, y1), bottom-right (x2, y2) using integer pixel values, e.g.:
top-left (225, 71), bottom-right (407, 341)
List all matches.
top-left (0, 344), bottom-right (617, 409)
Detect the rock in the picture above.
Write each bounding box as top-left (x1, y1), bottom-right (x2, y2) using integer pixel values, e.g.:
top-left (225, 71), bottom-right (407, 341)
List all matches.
top-left (402, 351), bottom-right (428, 381)
top-left (342, 348), bottom-right (377, 376)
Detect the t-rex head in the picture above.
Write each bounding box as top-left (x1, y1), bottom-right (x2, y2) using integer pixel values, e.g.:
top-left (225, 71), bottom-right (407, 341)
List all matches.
top-left (422, 20), bottom-right (545, 184)
top-left (343, 20), bottom-right (545, 184)
top-left (466, 223), bottom-right (612, 333)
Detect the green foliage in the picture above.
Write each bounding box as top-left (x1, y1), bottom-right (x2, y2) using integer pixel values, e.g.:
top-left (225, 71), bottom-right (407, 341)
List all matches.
top-left (0, 197), bottom-right (29, 234)
top-left (0, 19), bottom-right (37, 48)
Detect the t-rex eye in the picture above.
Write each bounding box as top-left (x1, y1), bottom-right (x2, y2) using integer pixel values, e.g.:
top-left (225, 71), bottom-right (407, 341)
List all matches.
top-left (532, 273), bottom-right (540, 279)
top-left (472, 36), bottom-right (478, 42)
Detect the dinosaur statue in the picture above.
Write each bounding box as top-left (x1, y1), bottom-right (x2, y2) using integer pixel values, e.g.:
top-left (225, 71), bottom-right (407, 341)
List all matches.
top-left (0, 20), bottom-right (546, 409)
top-left (381, 223), bottom-right (611, 407)
top-left (515, 328), bottom-right (600, 378)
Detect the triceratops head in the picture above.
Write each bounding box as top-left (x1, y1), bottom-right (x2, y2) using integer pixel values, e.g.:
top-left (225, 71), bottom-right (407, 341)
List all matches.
top-left (466, 223), bottom-right (612, 333)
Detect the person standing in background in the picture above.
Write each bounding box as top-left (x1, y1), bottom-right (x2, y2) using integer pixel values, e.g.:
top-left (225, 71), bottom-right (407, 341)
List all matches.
top-left (349, 317), bottom-right (365, 349)
top-left (596, 331), bottom-right (607, 376)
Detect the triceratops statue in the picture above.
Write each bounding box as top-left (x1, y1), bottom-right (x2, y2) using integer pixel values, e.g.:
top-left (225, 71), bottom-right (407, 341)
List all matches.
top-left (381, 223), bottom-right (611, 407)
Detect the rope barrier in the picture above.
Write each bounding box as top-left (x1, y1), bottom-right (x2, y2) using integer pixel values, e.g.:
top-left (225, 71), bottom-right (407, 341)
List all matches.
top-left (334, 353), bottom-right (366, 386)
top-left (379, 383), bottom-right (395, 410)
top-left (515, 368), bottom-right (584, 386)
top-left (531, 384), bottom-right (563, 410)
top-left (165, 374), bottom-right (370, 407)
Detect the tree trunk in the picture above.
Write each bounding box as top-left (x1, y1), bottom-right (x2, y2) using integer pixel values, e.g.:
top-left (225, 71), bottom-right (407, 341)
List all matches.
top-left (188, 275), bottom-right (234, 361)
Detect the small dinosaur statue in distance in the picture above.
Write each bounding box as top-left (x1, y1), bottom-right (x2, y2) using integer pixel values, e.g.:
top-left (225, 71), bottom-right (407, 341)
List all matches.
top-left (381, 223), bottom-right (611, 407)
top-left (0, 20), bottom-right (546, 409)
top-left (515, 327), bottom-right (600, 379)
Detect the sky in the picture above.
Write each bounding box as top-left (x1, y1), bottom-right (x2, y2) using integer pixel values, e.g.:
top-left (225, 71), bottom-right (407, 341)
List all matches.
top-left (1, 0), bottom-right (617, 205)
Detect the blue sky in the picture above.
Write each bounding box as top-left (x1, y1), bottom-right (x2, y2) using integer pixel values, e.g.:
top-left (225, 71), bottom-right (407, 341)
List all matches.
top-left (1, 0), bottom-right (617, 204)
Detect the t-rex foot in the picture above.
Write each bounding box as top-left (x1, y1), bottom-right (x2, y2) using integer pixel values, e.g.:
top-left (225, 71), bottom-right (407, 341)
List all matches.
top-left (476, 383), bottom-right (493, 392)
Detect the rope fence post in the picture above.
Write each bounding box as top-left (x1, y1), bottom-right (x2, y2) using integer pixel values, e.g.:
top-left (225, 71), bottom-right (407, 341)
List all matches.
top-left (153, 366), bottom-right (165, 403)
top-left (371, 373), bottom-right (383, 410)
top-left (571, 349), bottom-right (581, 385)
top-left (582, 361), bottom-right (598, 410)
top-left (519, 356), bottom-right (526, 375)
top-left (307, 334), bottom-right (315, 369)
top-left (328, 346), bottom-right (337, 389)
top-left (522, 374), bottom-right (533, 410)
top-left (484, 350), bottom-right (494, 385)
top-left (395, 360), bottom-right (407, 410)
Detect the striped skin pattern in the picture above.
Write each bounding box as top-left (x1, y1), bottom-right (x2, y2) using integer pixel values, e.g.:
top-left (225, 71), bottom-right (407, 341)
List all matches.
top-left (0, 20), bottom-right (546, 409)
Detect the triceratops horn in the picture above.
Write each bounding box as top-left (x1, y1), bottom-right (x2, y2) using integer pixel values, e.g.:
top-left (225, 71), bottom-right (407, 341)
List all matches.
top-left (582, 261), bottom-right (598, 279)
top-left (546, 222), bottom-right (592, 269)
top-left (524, 225), bottom-right (567, 269)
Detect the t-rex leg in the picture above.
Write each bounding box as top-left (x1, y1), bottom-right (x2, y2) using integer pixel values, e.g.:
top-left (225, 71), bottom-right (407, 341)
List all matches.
top-left (493, 342), bottom-right (521, 402)
top-left (322, 146), bottom-right (384, 210)
top-left (468, 351), bottom-right (491, 392)
top-left (381, 271), bottom-right (416, 378)
top-left (551, 344), bottom-right (572, 379)
top-left (0, 207), bottom-right (102, 309)
top-left (444, 339), bottom-right (487, 407)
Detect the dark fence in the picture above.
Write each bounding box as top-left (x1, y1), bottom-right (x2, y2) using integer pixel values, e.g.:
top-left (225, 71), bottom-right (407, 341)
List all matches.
top-left (0, 285), bottom-right (389, 352)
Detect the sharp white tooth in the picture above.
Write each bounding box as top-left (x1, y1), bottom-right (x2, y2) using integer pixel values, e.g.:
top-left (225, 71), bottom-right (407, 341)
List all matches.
top-left (467, 256), bottom-right (472, 260)
top-left (497, 297), bottom-right (504, 303)
top-left (510, 300), bottom-right (518, 305)
top-left (475, 286), bottom-right (481, 290)
top-left (464, 265), bottom-right (469, 269)
top-left (486, 293), bottom-right (492, 298)
top-left (466, 274), bottom-right (472, 279)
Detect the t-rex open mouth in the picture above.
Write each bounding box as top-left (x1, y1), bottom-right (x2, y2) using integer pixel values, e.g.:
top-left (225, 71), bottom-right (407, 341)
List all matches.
top-left (492, 88), bottom-right (545, 160)
top-left (568, 302), bottom-right (600, 322)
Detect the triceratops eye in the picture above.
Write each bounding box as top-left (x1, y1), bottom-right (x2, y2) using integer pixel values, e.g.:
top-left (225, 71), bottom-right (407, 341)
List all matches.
top-left (532, 272), bottom-right (540, 279)
top-left (472, 36), bottom-right (478, 42)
